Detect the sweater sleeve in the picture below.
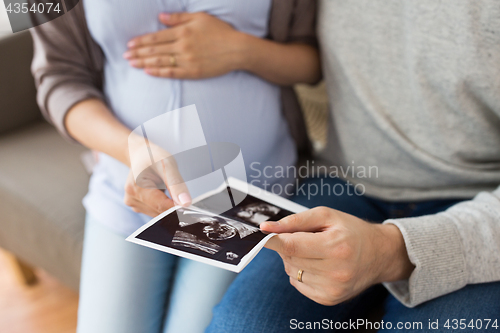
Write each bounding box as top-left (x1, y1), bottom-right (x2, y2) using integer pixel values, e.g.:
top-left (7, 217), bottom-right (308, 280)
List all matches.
top-left (30, 2), bottom-right (104, 143)
top-left (383, 186), bottom-right (500, 307)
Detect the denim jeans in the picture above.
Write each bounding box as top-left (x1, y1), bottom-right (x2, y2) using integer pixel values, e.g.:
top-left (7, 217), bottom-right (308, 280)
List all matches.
top-left (77, 215), bottom-right (236, 333)
top-left (207, 177), bottom-right (500, 332)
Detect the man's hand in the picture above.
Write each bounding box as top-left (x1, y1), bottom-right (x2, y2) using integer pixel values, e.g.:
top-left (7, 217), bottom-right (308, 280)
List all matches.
top-left (124, 12), bottom-right (243, 79)
top-left (261, 207), bottom-right (415, 306)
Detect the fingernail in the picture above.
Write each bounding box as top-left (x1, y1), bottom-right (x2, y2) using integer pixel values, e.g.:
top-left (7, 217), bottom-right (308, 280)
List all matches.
top-left (127, 40), bottom-right (136, 48)
top-left (261, 221), bottom-right (280, 228)
top-left (178, 193), bottom-right (191, 206)
top-left (129, 60), bottom-right (139, 67)
top-left (123, 51), bottom-right (132, 59)
top-left (160, 13), bottom-right (170, 21)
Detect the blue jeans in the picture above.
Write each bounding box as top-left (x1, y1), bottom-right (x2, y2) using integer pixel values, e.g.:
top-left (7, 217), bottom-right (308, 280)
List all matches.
top-left (207, 177), bottom-right (500, 332)
top-left (77, 215), bottom-right (236, 333)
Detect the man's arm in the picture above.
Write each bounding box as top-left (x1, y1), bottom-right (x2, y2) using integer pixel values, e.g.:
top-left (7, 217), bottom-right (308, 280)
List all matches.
top-left (384, 186), bottom-right (500, 307)
top-left (260, 186), bottom-right (500, 307)
top-left (260, 207), bottom-right (415, 306)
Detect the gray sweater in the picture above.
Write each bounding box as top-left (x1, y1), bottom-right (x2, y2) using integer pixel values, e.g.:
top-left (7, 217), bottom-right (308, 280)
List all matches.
top-left (318, 0), bottom-right (500, 307)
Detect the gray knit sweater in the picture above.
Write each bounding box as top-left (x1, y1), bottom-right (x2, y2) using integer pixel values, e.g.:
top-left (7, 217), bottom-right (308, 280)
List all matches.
top-left (318, 0), bottom-right (500, 307)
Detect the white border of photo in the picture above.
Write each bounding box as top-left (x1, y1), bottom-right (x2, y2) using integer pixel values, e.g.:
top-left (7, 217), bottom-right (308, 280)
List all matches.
top-left (126, 177), bottom-right (308, 272)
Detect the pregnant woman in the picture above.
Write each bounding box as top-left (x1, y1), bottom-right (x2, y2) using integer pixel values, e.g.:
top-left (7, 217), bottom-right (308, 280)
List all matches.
top-left (31, 1), bottom-right (319, 332)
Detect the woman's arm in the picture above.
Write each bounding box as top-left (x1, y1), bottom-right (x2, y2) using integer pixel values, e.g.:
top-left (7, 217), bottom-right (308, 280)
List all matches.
top-left (30, 2), bottom-right (105, 143)
top-left (124, 12), bottom-right (321, 86)
top-left (236, 35), bottom-right (320, 86)
top-left (31, 4), bottom-right (190, 217)
top-left (65, 99), bottom-right (131, 166)
top-left (65, 99), bottom-right (191, 215)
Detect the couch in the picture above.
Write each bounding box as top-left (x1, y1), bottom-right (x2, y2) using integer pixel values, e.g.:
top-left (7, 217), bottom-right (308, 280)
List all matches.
top-left (0, 31), bottom-right (88, 291)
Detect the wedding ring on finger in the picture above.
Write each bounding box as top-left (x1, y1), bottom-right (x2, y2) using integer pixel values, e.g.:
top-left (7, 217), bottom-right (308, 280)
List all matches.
top-left (169, 54), bottom-right (177, 67)
top-left (297, 269), bottom-right (304, 283)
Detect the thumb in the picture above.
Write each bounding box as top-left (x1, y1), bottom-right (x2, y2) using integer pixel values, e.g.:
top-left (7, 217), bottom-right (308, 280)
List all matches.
top-left (159, 12), bottom-right (192, 26)
top-left (157, 158), bottom-right (192, 207)
top-left (260, 207), bottom-right (333, 233)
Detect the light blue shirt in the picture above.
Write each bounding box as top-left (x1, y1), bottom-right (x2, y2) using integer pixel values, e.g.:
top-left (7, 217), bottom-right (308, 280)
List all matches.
top-left (82, 0), bottom-right (296, 235)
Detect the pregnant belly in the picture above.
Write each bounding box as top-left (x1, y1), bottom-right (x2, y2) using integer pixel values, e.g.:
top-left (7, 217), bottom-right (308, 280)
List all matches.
top-left (105, 68), bottom-right (292, 167)
top-left (182, 71), bottom-right (286, 163)
top-left (101, 68), bottom-right (296, 197)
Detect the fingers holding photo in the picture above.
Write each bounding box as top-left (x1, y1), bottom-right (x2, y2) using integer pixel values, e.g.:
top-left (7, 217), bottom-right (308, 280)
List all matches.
top-left (124, 171), bottom-right (176, 217)
top-left (126, 133), bottom-right (192, 217)
top-left (261, 206), bottom-right (337, 233)
top-left (265, 232), bottom-right (331, 259)
top-left (262, 206), bottom-right (406, 306)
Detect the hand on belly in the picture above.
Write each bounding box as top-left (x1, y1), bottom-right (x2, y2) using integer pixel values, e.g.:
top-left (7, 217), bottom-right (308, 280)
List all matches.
top-left (124, 12), bottom-right (242, 80)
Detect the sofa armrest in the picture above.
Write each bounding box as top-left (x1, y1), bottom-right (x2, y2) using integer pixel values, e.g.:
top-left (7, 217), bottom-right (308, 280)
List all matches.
top-left (0, 31), bottom-right (42, 135)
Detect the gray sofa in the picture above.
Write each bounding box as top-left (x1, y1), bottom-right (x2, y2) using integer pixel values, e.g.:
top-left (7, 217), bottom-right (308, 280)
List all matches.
top-left (0, 31), bottom-right (88, 291)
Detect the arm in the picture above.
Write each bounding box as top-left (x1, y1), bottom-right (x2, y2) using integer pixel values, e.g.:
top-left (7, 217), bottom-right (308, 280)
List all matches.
top-left (30, 4), bottom-right (130, 166)
top-left (124, 12), bottom-right (321, 86)
top-left (31, 5), bottom-right (190, 216)
top-left (384, 187), bottom-right (500, 307)
top-left (64, 99), bottom-right (130, 166)
top-left (260, 207), bottom-right (414, 306)
top-left (30, 2), bottom-right (104, 143)
top-left (65, 99), bottom-right (191, 215)
top-left (235, 35), bottom-right (320, 86)
top-left (261, 186), bottom-right (500, 307)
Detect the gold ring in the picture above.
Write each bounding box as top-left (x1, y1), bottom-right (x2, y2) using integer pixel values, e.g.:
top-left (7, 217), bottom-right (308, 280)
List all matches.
top-left (169, 54), bottom-right (177, 67)
top-left (297, 269), bottom-right (304, 283)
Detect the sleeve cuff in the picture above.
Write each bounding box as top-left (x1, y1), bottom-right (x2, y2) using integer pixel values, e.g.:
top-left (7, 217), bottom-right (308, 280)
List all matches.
top-left (382, 214), bottom-right (467, 307)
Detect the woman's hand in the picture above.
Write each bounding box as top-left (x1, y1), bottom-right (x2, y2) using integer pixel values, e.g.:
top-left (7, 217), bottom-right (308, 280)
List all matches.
top-left (124, 134), bottom-right (192, 217)
top-left (260, 207), bottom-right (415, 306)
top-left (124, 12), bottom-right (243, 79)
top-left (123, 12), bottom-right (321, 85)
top-left (123, 169), bottom-right (191, 217)
top-left (65, 100), bottom-right (191, 217)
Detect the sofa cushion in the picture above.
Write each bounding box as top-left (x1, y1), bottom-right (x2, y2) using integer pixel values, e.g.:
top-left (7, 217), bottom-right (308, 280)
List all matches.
top-left (0, 121), bottom-right (88, 290)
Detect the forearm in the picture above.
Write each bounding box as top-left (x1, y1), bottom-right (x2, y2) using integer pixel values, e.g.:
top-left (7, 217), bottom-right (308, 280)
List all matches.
top-left (234, 32), bottom-right (321, 86)
top-left (65, 99), bottom-right (131, 167)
